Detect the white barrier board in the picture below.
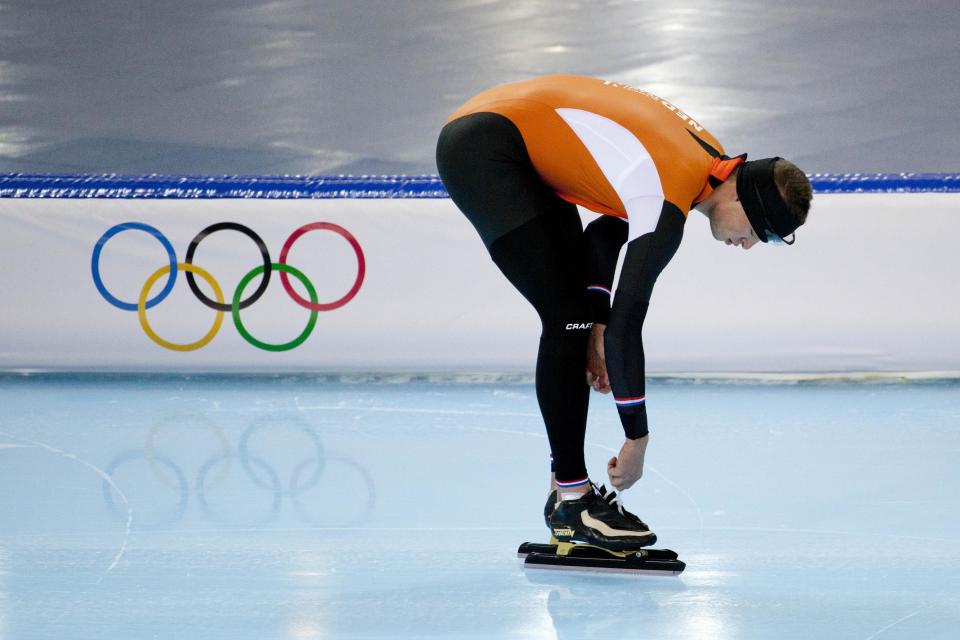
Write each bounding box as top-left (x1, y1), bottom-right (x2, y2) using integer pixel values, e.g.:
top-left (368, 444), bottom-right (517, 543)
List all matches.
top-left (0, 194), bottom-right (957, 372)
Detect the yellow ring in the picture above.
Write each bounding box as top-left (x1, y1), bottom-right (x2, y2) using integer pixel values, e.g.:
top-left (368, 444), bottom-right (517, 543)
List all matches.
top-left (138, 262), bottom-right (224, 351)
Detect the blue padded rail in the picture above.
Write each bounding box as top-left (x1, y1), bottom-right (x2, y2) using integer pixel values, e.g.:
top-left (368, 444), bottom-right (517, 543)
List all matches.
top-left (1, 172), bottom-right (958, 199)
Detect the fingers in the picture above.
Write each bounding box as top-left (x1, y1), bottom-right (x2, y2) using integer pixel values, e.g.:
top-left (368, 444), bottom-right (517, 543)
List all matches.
top-left (588, 370), bottom-right (611, 393)
top-left (598, 372), bottom-right (611, 394)
top-left (608, 458), bottom-right (625, 489)
top-left (608, 470), bottom-right (636, 490)
top-left (608, 457), bottom-right (640, 490)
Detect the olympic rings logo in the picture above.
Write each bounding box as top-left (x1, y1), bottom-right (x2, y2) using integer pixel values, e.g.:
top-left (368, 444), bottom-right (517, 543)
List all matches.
top-left (91, 221), bottom-right (365, 351)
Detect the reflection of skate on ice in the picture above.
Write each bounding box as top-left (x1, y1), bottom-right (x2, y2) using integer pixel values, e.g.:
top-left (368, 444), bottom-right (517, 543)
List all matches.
top-left (522, 483), bottom-right (685, 575)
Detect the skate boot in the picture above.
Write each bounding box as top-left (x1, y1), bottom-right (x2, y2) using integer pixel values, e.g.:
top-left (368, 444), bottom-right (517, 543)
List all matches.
top-left (543, 489), bottom-right (558, 529)
top-left (549, 483), bottom-right (657, 550)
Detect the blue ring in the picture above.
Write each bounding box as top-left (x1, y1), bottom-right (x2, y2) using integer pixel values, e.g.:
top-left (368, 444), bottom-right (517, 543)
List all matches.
top-left (91, 222), bottom-right (178, 311)
top-left (102, 449), bottom-right (189, 529)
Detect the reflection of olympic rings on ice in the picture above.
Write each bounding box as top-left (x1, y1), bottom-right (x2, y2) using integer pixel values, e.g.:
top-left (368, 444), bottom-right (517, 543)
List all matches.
top-left (290, 456), bottom-right (376, 527)
top-left (238, 415), bottom-right (325, 495)
top-left (145, 414), bottom-right (233, 491)
top-left (197, 453), bottom-right (283, 526)
top-left (102, 449), bottom-right (189, 528)
top-left (102, 414), bottom-right (376, 529)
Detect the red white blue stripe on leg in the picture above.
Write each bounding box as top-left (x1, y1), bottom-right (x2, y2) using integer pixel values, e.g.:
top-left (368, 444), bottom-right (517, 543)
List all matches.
top-left (556, 477), bottom-right (590, 488)
top-left (587, 284), bottom-right (611, 295)
top-left (615, 396), bottom-right (646, 407)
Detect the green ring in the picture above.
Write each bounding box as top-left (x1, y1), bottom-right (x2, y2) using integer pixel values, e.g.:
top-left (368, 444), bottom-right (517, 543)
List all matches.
top-left (232, 263), bottom-right (318, 351)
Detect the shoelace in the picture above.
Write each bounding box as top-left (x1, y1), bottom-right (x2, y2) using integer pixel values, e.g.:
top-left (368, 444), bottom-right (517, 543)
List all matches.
top-left (592, 483), bottom-right (626, 515)
top-left (593, 483), bottom-right (647, 525)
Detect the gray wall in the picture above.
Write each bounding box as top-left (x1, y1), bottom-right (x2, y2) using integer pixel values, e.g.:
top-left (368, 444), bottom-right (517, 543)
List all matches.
top-left (1, 0), bottom-right (957, 176)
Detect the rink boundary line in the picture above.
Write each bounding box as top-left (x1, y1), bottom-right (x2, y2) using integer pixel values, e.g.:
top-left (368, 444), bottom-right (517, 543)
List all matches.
top-left (864, 610), bottom-right (922, 640)
top-left (0, 431), bottom-right (132, 582)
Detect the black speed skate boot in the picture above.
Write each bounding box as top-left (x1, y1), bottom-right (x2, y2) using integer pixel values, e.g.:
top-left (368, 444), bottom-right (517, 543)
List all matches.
top-left (543, 489), bottom-right (558, 529)
top-left (549, 483), bottom-right (657, 551)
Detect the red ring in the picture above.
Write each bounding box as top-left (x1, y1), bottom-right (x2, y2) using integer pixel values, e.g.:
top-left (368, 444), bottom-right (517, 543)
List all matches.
top-left (279, 222), bottom-right (365, 311)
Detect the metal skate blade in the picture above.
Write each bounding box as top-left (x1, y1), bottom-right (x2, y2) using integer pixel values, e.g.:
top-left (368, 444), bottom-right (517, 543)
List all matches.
top-left (524, 562), bottom-right (684, 576)
top-left (517, 542), bottom-right (557, 558)
top-left (523, 551), bottom-right (685, 576)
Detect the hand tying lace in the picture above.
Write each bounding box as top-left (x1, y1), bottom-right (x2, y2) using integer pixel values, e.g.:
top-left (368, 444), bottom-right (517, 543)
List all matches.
top-left (593, 483), bottom-right (648, 526)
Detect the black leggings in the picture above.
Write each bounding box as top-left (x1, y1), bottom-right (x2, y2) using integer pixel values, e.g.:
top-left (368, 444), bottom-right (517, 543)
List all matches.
top-left (437, 112), bottom-right (610, 482)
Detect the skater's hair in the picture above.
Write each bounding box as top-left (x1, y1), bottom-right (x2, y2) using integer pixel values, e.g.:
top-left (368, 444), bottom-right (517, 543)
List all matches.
top-left (773, 160), bottom-right (812, 226)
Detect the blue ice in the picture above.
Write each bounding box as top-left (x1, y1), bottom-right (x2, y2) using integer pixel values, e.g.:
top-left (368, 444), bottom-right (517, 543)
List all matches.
top-left (1, 373), bottom-right (958, 639)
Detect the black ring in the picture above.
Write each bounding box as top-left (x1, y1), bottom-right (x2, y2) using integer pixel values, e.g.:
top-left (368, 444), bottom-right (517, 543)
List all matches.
top-left (184, 222), bottom-right (271, 311)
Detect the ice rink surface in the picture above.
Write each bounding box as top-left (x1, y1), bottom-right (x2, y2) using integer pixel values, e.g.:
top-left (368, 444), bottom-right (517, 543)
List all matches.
top-left (1, 373), bottom-right (958, 639)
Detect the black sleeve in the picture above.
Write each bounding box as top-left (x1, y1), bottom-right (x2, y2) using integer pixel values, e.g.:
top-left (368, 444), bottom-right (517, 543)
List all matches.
top-left (583, 215), bottom-right (628, 325)
top-left (604, 203), bottom-right (686, 439)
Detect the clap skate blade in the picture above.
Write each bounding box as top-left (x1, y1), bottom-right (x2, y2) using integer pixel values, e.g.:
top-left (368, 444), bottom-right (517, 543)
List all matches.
top-left (517, 541), bottom-right (685, 576)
